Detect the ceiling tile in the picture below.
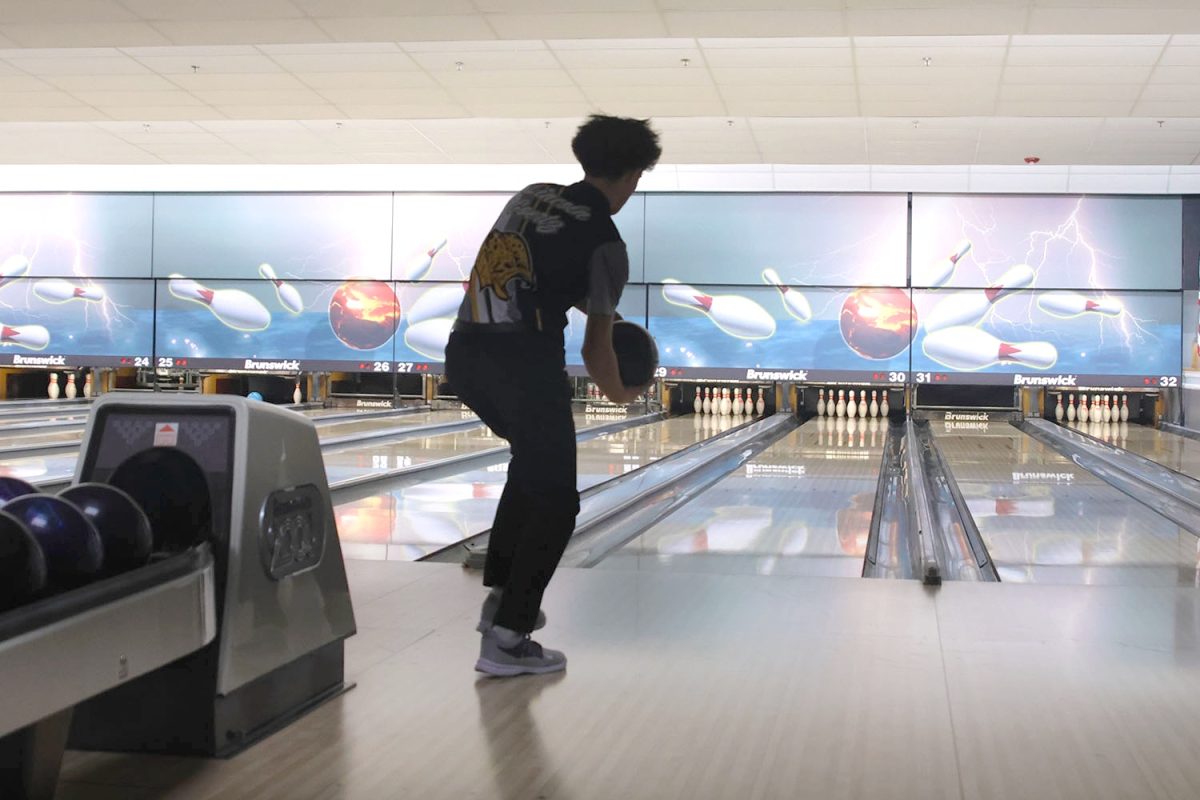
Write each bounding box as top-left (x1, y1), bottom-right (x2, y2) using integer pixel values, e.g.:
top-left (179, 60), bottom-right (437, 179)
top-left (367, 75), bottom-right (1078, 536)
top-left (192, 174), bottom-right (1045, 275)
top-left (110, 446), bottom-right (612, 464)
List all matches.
top-left (130, 53), bottom-right (284, 73)
top-left (46, 74), bottom-right (180, 91)
top-left (700, 45), bottom-right (851, 69)
top-left (69, 89), bottom-right (210, 107)
top-left (0, 22), bottom-right (169, 48)
top-left (298, 71), bottom-right (439, 89)
top-left (315, 15), bottom-right (496, 42)
top-left (0, 1), bottom-right (139, 24)
top-left (569, 67), bottom-right (714, 87)
top-left (151, 19), bottom-right (331, 46)
top-left (664, 11), bottom-right (845, 38)
top-left (486, 12), bottom-right (668, 39)
top-left (710, 67), bottom-right (855, 85)
top-left (406, 48), bottom-right (556, 71)
top-left (293, 0), bottom-right (477, 15)
top-left (1003, 65), bottom-right (1153, 84)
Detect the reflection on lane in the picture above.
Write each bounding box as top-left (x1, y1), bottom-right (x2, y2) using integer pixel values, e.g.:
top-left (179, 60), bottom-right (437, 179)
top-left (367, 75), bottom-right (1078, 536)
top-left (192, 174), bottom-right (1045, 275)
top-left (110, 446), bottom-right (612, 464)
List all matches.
top-left (335, 415), bottom-right (717, 562)
top-left (1074, 420), bottom-right (1200, 476)
top-left (936, 421), bottom-right (1200, 586)
top-left (599, 416), bottom-right (886, 577)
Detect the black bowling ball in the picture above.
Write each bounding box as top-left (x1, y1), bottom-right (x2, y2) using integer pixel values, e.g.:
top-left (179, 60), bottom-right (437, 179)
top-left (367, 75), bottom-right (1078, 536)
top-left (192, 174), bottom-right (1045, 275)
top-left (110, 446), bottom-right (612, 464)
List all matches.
top-left (612, 320), bottom-right (658, 388)
top-left (59, 483), bottom-right (153, 574)
top-left (4, 494), bottom-right (103, 588)
top-left (109, 447), bottom-right (212, 555)
top-left (0, 476), bottom-right (38, 505)
top-left (0, 510), bottom-right (46, 611)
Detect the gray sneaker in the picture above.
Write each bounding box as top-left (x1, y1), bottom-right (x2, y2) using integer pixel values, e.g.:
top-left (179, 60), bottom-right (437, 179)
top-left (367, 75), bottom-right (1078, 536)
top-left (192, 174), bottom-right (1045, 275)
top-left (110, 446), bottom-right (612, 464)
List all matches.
top-left (476, 629), bottom-right (567, 677)
top-left (476, 592), bottom-right (546, 633)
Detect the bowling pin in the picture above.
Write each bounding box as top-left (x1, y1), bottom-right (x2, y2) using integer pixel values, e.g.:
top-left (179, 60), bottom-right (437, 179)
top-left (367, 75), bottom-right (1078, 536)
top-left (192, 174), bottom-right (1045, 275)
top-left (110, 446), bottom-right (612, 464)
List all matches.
top-left (917, 240), bottom-right (971, 287)
top-left (761, 268), bottom-right (812, 322)
top-left (703, 388), bottom-right (712, 415)
top-left (0, 324), bottom-right (49, 351)
top-left (662, 280), bottom-right (776, 340)
top-left (733, 388), bottom-right (744, 416)
top-left (693, 388), bottom-right (703, 414)
top-left (869, 390), bottom-right (879, 419)
top-left (847, 390), bottom-right (857, 419)
top-left (259, 264), bottom-right (304, 314)
top-left (1079, 396), bottom-right (1089, 423)
top-left (755, 387), bottom-right (765, 416)
top-left (33, 278), bottom-right (105, 304)
top-left (404, 317), bottom-right (453, 361)
top-left (720, 388), bottom-right (732, 416)
top-left (65, 373), bottom-right (76, 399)
top-left (922, 263), bottom-right (1036, 333)
top-left (857, 392), bottom-right (867, 418)
top-left (817, 388), bottom-right (826, 417)
top-left (1066, 394), bottom-right (1076, 422)
top-left (0, 254), bottom-right (29, 289)
top-left (923, 326), bottom-right (1057, 371)
top-left (47, 372), bottom-right (59, 399)
top-left (409, 283), bottom-right (466, 326)
top-left (83, 373), bottom-right (92, 398)
top-left (1054, 395), bottom-right (1064, 422)
top-left (400, 237), bottom-right (448, 281)
top-left (1093, 395), bottom-right (1102, 422)
top-left (880, 391), bottom-right (889, 418)
top-left (293, 380), bottom-right (302, 404)
top-left (1104, 396), bottom-right (1112, 423)
top-left (1037, 292), bottom-right (1123, 318)
top-left (835, 389), bottom-right (846, 418)
top-left (1120, 395), bottom-right (1129, 422)
top-left (169, 274), bottom-right (271, 331)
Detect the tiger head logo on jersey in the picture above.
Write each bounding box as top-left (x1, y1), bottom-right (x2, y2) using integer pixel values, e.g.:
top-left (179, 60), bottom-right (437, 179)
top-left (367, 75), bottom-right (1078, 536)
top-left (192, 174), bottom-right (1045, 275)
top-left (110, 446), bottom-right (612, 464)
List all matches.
top-left (474, 230), bottom-right (535, 301)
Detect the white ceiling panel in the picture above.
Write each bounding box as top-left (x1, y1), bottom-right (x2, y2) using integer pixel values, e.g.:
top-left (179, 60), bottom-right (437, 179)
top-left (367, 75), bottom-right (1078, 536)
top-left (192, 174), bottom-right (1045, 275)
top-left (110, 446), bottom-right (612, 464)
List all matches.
top-left (1028, 8), bottom-right (1200, 35)
top-left (166, 72), bottom-right (308, 91)
top-left (100, 105), bottom-right (221, 121)
top-left (299, 71), bottom-right (437, 89)
top-left (46, 73), bottom-right (179, 91)
top-left (710, 67), bottom-right (856, 86)
top-left (847, 8), bottom-right (1026, 36)
top-left (0, 22), bottom-right (168, 48)
top-left (151, 19), bottom-right (331, 46)
top-left (724, 100), bottom-right (861, 115)
top-left (1, 52), bottom-right (149, 74)
top-left (295, 0), bottom-right (478, 15)
top-left (663, 11), bottom-right (845, 38)
top-left (432, 69), bottom-right (576, 89)
top-left (130, 53), bottom-right (284, 73)
top-left (488, 13), bottom-right (668, 40)
top-left (700, 45), bottom-right (851, 69)
top-left (266, 51), bottom-right (421, 73)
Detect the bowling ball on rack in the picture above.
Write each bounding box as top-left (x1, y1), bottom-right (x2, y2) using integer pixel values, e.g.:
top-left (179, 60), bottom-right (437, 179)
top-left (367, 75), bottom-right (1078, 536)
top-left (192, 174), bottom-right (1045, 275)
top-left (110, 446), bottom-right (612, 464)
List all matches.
top-left (0, 510), bottom-right (46, 611)
top-left (109, 448), bottom-right (212, 556)
top-left (59, 483), bottom-right (153, 575)
top-left (612, 321), bottom-right (658, 388)
top-left (247, 391), bottom-right (264, 401)
top-left (0, 476), bottom-right (38, 505)
top-left (4, 494), bottom-right (103, 589)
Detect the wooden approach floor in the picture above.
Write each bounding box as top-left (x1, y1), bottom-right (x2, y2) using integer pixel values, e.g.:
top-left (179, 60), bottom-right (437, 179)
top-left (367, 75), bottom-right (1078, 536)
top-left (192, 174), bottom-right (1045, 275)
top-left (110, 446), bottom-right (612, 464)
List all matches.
top-left (58, 560), bottom-right (1200, 800)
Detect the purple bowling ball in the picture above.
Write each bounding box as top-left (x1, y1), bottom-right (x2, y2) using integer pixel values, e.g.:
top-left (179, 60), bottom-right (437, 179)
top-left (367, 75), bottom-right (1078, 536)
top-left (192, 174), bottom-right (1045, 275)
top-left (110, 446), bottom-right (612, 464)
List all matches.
top-left (4, 494), bottom-right (103, 588)
top-left (59, 483), bottom-right (153, 574)
top-left (0, 476), bottom-right (38, 505)
top-left (0, 509), bottom-right (46, 611)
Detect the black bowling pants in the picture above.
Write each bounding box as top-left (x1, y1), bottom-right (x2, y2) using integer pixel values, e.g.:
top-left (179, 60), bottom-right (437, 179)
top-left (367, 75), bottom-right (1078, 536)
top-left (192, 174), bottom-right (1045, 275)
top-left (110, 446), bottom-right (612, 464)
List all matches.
top-left (445, 329), bottom-right (580, 633)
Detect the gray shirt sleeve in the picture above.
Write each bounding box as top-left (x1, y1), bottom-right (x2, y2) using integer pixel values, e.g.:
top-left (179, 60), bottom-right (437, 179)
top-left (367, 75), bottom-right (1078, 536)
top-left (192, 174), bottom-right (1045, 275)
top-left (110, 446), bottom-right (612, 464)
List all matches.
top-left (585, 240), bottom-right (629, 316)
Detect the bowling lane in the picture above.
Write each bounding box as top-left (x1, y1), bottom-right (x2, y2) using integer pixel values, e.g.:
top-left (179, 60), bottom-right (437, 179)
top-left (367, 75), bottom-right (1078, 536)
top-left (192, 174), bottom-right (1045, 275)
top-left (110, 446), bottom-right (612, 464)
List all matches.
top-left (319, 412), bottom-right (587, 486)
top-left (335, 414), bottom-right (717, 561)
top-left (314, 409), bottom-right (472, 439)
top-left (597, 416), bottom-right (887, 577)
top-left (1083, 421), bottom-right (1200, 476)
top-left (935, 422), bottom-right (1199, 586)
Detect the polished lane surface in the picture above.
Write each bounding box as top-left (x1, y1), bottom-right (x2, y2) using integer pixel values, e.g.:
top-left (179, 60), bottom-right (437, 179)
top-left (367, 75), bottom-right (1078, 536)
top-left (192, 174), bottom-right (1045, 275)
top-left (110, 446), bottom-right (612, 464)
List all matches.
top-left (336, 414), bottom-right (721, 562)
top-left (1068, 419), bottom-right (1200, 476)
top-left (936, 420), bottom-right (1199, 585)
top-left (0, 408), bottom-right (473, 486)
top-left (599, 415), bottom-right (887, 577)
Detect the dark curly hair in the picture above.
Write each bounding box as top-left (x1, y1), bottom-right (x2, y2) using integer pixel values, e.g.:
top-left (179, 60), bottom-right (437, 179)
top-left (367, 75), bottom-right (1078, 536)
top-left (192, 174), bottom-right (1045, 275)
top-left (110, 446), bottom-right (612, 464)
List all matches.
top-left (571, 115), bottom-right (661, 180)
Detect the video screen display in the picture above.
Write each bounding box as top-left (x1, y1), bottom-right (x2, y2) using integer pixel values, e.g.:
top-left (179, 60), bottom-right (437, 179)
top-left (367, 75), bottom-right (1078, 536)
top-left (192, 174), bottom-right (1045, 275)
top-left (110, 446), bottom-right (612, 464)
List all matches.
top-left (912, 195), bottom-right (1182, 290)
top-left (153, 193), bottom-right (394, 281)
top-left (0, 277), bottom-right (153, 368)
top-left (647, 283), bottom-right (912, 382)
top-left (910, 288), bottom-right (1181, 387)
top-left (0, 193), bottom-right (153, 279)
top-left (155, 278), bottom-right (403, 374)
top-left (643, 193), bottom-right (908, 287)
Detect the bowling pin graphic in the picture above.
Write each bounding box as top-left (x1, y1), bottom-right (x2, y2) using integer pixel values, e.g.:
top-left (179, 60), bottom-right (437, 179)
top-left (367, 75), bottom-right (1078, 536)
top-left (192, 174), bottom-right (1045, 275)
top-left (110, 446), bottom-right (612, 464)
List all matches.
top-left (47, 372), bottom-right (59, 399)
top-left (404, 317), bottom-right (454, 361)
top-left (1037, 292), bottom-right (1123, 319)
top-left (916, 240), bottom-right (971, 287)
top-left (33, 278), bottom-right (105, 304)
top-left (922, 264), bottom-right (1036, 333)
top-left (169, 275), bottom-right (271, 331)
top-left (816, 388), bottom-right (826, 417)
top-left (401, 238), bottom-right (448, 282)
top-left (662, 280), bottom-right (776, 340)
top-left (0, 324), bottom-right (49, 351)
top-left (0, 254), bottom-right (29, 289)
top-left (761, 268), bottom-right (812, 322)
top-left (259, 264), bottom-right (304, 314)
top-left (65, 373), bottom-right (76, 399)
top-left (923, 325), bottom-right (1057, 371)
top-left (408, 283), bottom-right (466, 326)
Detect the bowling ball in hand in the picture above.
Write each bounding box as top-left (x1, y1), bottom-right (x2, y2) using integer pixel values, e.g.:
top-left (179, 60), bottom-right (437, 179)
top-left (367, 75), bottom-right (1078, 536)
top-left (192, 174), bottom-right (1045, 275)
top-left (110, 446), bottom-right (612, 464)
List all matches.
top-left (0, 476), bottom-right (38, 505)
top-left (59, 483), bottom-right (153, 574)
top-left (612, 321), bottom-right (658, 388)
top-left (0, 510), bottom-right (46, 611)
top-left (4, 494), bottom-right (103, 589)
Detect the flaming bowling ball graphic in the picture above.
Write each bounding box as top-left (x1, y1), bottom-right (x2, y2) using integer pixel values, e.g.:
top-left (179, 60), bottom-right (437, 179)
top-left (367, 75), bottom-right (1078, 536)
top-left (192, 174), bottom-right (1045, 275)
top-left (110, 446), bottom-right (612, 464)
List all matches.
top-left (839, 288), bottom-right (915, 360)
top-left (328, 280), bottom-right (401, 350)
